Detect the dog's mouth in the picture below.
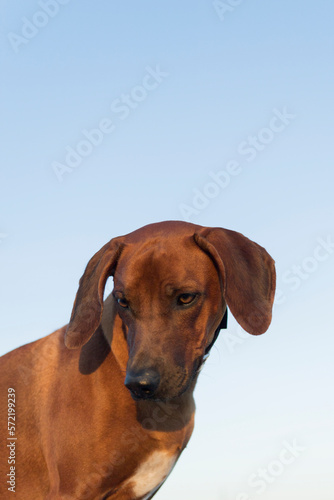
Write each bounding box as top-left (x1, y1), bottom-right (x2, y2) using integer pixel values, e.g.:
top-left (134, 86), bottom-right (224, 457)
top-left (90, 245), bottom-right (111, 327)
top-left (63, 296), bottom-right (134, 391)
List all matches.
top-left (129, 391), bottom-right (155, 402)
top-left (130, 392), bottom-right (175, 403)
top-left (126, 382), bottom-right (191, 403)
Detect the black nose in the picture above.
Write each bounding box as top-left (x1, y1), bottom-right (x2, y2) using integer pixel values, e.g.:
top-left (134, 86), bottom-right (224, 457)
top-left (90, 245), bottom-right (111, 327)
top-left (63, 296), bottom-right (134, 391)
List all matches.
top-left (125, 368), bottom-right (160, 400)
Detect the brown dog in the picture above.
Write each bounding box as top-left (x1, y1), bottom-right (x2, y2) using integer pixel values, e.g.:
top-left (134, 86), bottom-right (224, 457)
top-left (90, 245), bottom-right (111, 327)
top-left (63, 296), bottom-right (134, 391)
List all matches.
top-left (0, 221), bottom-right (275, 499)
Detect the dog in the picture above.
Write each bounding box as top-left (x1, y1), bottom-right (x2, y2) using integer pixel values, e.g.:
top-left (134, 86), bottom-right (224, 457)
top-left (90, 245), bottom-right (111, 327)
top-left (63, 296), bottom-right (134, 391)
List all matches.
top-left (0, 221), bottom-right (276, 499)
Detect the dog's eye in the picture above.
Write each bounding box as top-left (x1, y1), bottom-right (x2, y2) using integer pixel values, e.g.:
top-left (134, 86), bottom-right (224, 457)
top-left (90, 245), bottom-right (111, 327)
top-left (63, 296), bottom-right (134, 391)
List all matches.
top-left (116, 297), bottom-right (129, 308)
top-left (177, 293), bottom-right (197, 306)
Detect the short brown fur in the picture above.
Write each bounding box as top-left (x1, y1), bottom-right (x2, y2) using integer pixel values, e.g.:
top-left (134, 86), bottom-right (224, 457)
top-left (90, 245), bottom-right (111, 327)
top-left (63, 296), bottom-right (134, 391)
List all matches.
top-left (0, 221), bottom-right (275, 499)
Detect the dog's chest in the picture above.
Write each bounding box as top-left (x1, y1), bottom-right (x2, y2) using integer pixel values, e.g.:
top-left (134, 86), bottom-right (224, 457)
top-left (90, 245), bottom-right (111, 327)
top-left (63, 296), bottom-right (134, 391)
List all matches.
top-left (125, 450), bottom-right (178, 499)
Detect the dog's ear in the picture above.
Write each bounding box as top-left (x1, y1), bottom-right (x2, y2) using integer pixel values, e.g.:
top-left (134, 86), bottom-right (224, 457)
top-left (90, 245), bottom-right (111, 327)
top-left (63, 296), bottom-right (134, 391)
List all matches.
top-left (65, 238), bottom-right (124, 349)
top-left (194, 228), bottom-right (276, 335)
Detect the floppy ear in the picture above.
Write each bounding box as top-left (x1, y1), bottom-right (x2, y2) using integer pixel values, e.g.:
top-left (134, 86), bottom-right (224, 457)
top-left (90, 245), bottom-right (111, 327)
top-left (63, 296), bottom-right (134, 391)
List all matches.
top-left (64, 238), bottom-right (124, 349)
top-left (194, 228), bottom-right (276, 335)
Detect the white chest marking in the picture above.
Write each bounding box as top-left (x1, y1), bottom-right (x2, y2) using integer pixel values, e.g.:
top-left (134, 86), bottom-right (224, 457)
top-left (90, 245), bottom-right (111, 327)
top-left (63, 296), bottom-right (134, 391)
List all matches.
top-left (126, 450), bottom-right (177, 499)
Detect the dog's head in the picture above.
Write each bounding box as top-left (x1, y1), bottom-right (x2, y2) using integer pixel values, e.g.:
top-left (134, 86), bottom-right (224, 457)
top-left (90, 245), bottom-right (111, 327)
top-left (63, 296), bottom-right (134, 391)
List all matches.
top-left (65, 221), bottom-right (276, 402)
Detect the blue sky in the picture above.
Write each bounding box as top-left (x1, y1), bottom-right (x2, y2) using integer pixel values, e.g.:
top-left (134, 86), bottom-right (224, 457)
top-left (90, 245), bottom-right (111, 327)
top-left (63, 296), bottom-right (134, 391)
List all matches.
top-left (1, 1), bottom-right (333, 498)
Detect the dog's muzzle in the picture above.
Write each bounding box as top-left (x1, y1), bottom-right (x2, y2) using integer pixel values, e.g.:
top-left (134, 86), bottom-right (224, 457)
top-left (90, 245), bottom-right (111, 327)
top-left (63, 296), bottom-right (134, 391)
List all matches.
top-left (124, 368), bottom-right (161, 400)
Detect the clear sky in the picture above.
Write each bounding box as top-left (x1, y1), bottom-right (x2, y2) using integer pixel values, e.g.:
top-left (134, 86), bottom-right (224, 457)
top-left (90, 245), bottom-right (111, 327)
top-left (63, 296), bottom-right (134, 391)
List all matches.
top-left (1, 1), bottom-right (333, 498)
